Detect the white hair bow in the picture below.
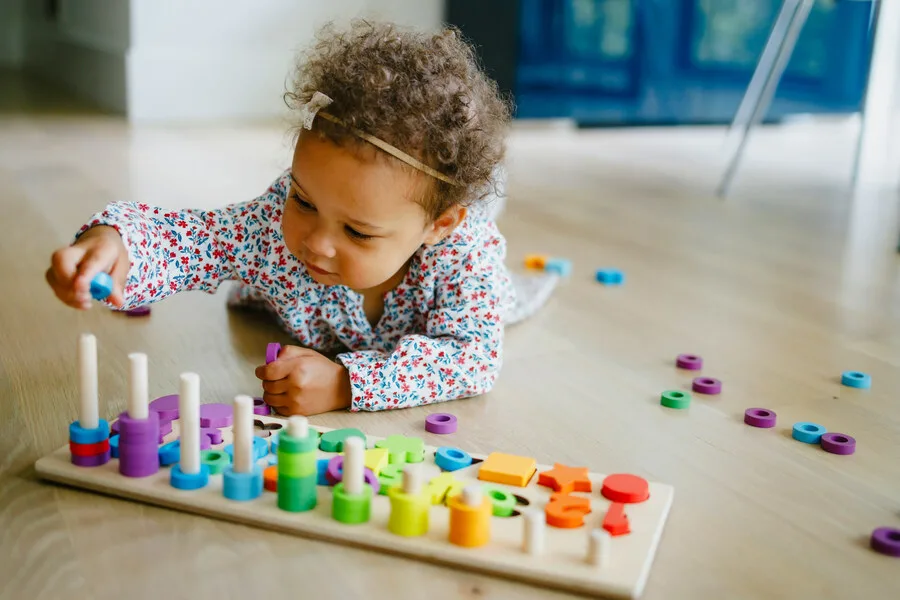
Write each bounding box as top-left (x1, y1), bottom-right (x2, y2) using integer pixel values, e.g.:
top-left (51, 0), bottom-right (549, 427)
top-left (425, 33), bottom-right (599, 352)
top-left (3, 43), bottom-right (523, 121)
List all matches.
top-left (300, 91), bottom-right (333, 130)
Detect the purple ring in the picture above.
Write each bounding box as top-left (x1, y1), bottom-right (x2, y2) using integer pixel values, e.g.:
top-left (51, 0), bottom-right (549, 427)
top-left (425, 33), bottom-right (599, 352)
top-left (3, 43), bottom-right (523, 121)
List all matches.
top-left (744, 408), bottom-right (777, 428)
top-left (253, 397), bottom-right (271, 416)
top-left (71, 450), bottom-right (111, 467)
top-left (324, 456), bottom-right (380, 494)
top-left (676, 354), bottom-right (703, 370)
top-left (266, 343), bottom-right (282, 365)
top-left (116, 411), bottom-right (160, 438)
top-left (692, 377), bottom-right (722, 394)
top-left (820, 432), bottom-right (856, 455)
top-left (199, 403), bottom-right (233, 428)
top-left (425, 413), bottom-right (457, 434)
top-left (870, 527), bottom-right (900, 557)
top-left (126, 306), bottom-right (151, 316)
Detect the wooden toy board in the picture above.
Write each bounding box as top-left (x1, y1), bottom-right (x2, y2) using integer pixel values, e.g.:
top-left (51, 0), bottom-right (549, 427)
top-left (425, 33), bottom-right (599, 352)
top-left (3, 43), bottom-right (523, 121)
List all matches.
top-left (35, 414), bottom-right (674, 599)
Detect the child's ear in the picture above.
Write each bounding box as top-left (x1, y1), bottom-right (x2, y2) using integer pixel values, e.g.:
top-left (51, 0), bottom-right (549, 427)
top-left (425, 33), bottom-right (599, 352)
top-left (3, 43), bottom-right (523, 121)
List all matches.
top-left (423, 206), bottom-right (467, 245)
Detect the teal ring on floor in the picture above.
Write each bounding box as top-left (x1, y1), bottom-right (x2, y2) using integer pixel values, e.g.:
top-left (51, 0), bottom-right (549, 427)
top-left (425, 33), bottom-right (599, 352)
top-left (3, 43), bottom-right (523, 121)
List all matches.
top-left (792, 422), bottom-right (827, 444)
top-left (841, 371), bottom-right (871, 389)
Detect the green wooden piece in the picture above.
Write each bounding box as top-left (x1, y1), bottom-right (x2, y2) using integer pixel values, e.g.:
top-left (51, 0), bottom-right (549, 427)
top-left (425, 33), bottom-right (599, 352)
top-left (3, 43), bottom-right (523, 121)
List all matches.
top-left (318, 428), bottom-right (366, 453)
top-left (374, 434), bottom-right (425, 464)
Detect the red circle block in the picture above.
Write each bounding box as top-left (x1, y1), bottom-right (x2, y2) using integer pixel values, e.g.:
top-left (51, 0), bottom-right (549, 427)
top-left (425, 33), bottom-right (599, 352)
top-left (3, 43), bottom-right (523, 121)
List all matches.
top-left (69, 438), bottom-right (110, 457)
top-left (601, 473), bottom-right (650, 503)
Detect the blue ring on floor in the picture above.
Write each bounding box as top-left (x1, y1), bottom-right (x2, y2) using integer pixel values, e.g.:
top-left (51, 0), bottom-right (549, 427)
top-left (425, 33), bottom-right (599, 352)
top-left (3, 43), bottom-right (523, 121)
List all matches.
top-left (545, 258), bottom-right (572, 277)
top-left (170, 464), bottom-right (210, 490)
top-left (792, 422), bottom-right (827, 444)
top-left (595, 269), bottom-right (624, 285)
top-left (69, 419), bottom-right (110, 445)
top-left (841, 371), bottom-right (871, 389)
top-left (222, 464), bottom-right (264, 501)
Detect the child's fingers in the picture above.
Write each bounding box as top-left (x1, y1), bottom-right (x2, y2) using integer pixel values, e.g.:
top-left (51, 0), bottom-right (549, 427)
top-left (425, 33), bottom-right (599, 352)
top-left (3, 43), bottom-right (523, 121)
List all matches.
top-left (262, 391), bottom-right (290, 408)
top-left (255, 354), bottom-right (306, 382)
top-left (261, 379), bottom-right (291, 395)
top-left (73, 242), bottom-right (119, 295)
top-left (45, 267), bottom-right (89, 309)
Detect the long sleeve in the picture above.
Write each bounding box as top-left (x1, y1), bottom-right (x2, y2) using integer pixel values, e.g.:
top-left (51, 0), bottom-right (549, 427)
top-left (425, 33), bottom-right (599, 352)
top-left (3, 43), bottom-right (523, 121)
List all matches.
top-left (336, 224), bottom-right (515, 411)
top-left (74, 172), bottom-right (290, 309)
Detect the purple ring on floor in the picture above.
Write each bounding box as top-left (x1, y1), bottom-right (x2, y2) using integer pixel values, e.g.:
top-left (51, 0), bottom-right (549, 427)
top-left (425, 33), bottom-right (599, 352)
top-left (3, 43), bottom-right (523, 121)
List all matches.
top-left (692, 377), bottom-right (722, 394)
top-left (744, 408), bottom-right (777, 428)
top-left (266, 343), bottom-right (282, 365)
top-left (324, 456), bottom-right (380, 494)
top-left (71, 449), bottom-right (111, 467)
top-left (126, 306), bottom-right (151, 316)
top-left (820, 432), bottom-right (856, 455)
top-left (676, 354), bottom-right (703, 370)
top-left (870, 527), bottom-right (900, 557)
top-left (425, 413), bottom-right (457, 434)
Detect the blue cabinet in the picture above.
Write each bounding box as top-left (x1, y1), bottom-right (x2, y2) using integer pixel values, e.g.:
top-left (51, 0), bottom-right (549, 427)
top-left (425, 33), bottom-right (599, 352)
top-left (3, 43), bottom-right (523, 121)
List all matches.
top-left (513, 0), bottom-right (876, 124)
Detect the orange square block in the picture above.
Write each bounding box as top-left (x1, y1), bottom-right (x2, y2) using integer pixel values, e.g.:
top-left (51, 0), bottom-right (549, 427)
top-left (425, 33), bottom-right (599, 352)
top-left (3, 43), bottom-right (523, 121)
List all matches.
top-left (477, 452), bottom-right (536, 487)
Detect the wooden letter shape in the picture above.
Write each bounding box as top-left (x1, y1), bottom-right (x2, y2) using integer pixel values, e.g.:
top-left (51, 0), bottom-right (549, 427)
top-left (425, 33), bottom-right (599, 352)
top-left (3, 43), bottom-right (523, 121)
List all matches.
top-left (602, 502), bottom-right (631, 536)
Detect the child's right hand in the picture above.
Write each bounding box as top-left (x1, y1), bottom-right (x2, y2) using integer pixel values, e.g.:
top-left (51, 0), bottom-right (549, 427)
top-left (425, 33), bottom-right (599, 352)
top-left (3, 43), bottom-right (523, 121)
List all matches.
top-left (46, 225), bottom-right (129, 310)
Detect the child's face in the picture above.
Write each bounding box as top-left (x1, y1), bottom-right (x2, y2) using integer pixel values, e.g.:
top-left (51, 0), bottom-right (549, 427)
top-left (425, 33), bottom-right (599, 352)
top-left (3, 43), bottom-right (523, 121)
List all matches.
top-left (282, 133), bottom-right (464, 292)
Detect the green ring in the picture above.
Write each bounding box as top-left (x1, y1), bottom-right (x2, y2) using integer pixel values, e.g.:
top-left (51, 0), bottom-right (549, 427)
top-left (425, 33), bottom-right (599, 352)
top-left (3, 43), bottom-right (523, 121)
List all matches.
top-left (661, 390), bottom-right (691, 409)
top-left (483, 486), bottom-right (517, 517)
top-left (331, 482), bottom-right (372, 524)
top-left (200, 449), bottom-right (231, 475)
top-left (278, 430), bottom-right (318, 453)
top-left (277, 450), bottom-right (317, 478)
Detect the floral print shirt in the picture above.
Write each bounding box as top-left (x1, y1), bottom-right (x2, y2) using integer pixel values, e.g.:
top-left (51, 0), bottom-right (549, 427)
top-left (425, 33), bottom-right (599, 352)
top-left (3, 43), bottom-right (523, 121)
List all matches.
top-left (76, 169), bottom-right (516, 411)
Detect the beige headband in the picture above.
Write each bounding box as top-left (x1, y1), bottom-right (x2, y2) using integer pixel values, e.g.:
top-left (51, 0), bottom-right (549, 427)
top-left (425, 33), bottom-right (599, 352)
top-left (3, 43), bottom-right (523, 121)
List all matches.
top-left (299, 91), bottom-right (460, 187)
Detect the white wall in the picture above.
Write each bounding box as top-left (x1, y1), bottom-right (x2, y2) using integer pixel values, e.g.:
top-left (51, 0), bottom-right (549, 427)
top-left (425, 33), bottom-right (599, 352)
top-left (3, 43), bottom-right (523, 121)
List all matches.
top-left (0, 0), bottom-right (24, 67)
top-left (21, 0), bottom-right (130, 112)
top-left (15, 0), bottom-right (444, 121)
top-left (126, 0), bottom-right (445, 123)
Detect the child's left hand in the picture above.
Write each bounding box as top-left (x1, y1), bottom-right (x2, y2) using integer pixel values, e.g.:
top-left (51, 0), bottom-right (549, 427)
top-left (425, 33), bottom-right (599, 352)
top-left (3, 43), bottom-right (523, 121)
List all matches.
top-left (254, 346), bottom-right (352, 416)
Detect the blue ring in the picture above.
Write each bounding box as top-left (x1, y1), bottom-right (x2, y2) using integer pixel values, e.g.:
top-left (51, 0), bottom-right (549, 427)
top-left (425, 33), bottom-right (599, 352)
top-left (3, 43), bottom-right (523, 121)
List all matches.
top-left (224, 437), bottom-right (269, 462)
top-left (170, 464), bottom-right (210, 490)
top-left (222, 465), bottom-right (264, 501)
top-left (792, 422), bottom-right (827, 444)
top-left (841, 371), bottom-right (871, 389)
top-left (90, 272), bottom-right (113, 300)
top-left (69, 419), bottom-right (110, 445)
top-left (435, 446), bottom-right (473, 472)
top-left (158, 440), bottom-right (181, 466)
top-left (317, 458), bottom-right (330, 485)
top-left (545, 258), bottom-right (572, 277)
top-left (595, 269), bottom-right (624, 285)
top-left (109, 434), bottom-right (120, 458)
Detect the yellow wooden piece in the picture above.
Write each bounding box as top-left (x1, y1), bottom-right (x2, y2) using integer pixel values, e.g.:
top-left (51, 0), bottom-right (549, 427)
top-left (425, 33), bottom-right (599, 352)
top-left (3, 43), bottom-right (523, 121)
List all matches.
top-left (364, 447), bottom-right (388, 476)
top-left (477, 452), bottom-right (537, 487)
top-left (447, 493), bottom-right (492, 547)
top-left (426, 472), bottom-right (464, 505)
top-left (387, 486), bottom-right (431, 537)
top-left (524, 254), bottom-right (548, 269)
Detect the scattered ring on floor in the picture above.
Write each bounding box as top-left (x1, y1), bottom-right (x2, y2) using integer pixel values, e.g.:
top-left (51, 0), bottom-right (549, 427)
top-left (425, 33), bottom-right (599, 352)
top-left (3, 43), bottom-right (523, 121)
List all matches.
top-left (744, 408), bottom-right (777, 428)
top-left (792, 422), bottom-right (826, 444)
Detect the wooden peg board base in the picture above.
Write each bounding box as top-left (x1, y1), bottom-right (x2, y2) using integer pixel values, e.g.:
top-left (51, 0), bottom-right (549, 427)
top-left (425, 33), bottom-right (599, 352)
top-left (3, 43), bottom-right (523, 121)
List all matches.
top-left (35, 415), bottom-right (674, 599)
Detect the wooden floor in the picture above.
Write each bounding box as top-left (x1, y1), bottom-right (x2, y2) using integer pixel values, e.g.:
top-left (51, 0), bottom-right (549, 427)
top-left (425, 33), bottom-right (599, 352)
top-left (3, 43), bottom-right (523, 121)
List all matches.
top-left (2, 71), bottom-right (900, 599)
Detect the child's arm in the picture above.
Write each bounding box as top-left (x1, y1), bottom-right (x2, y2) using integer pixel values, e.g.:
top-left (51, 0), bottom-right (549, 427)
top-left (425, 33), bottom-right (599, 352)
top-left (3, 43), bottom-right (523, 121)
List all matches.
top-left (63, 172), bottom-right (290, 309)
top-left (336, 231), bottom-right (515, 411)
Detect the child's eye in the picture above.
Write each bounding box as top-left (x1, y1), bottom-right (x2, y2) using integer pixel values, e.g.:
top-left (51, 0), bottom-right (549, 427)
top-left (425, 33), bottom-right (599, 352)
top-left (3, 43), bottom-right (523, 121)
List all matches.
top-left (290, 192), bottom-right (316, 211)
top-left (345, 226), bottom-right (373, 241)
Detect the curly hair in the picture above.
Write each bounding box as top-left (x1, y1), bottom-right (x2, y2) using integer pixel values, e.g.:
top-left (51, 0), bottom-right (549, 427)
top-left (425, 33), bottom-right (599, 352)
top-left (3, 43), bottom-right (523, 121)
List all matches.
top-left (284, 19), bottom-right (512, 221)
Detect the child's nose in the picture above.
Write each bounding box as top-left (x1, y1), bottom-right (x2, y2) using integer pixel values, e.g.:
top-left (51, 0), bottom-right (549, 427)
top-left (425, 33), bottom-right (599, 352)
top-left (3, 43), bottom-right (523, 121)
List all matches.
top-left (303, 226), bottom-right (336, 258)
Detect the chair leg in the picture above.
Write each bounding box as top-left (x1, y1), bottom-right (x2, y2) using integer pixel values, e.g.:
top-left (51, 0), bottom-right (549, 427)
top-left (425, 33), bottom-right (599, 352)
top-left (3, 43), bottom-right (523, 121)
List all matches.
top-left (716, 0), bottom-right (814, 198)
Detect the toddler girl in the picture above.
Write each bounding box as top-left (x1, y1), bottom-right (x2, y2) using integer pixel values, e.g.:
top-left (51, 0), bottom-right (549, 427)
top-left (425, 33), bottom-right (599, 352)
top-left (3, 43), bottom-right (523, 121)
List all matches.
top-left (46, 20), bottom-right (544, 416)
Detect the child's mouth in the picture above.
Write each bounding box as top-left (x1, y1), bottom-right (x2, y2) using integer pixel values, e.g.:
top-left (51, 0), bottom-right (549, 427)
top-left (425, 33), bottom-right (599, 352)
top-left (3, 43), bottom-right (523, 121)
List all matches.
top-left (305, 261), bottom-right (334, 276)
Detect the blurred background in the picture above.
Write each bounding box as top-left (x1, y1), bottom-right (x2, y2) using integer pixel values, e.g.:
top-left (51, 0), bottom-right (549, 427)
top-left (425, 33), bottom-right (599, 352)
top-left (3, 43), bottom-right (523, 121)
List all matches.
top-left (0, 0), bottom-right (881, 123)
top-left (0, 0), bottom-right (897, 194)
